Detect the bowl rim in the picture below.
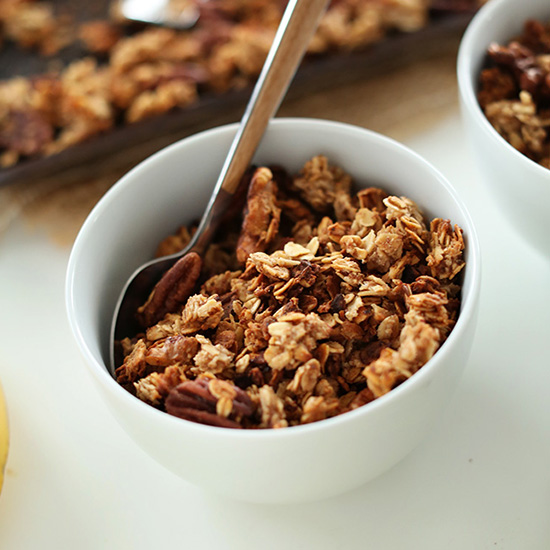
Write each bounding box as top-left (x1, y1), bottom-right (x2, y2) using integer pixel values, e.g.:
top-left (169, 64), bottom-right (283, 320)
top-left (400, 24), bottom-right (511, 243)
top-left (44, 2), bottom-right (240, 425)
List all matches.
top-left (456, 0), bottom-right (550, 179)
top-left (66, 117), bottom-right (481, 440)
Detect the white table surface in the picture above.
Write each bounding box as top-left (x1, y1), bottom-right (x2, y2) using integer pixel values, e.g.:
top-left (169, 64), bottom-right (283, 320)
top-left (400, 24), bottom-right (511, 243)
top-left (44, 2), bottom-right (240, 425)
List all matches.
top-left (0, 106), bottom-right (549, 549)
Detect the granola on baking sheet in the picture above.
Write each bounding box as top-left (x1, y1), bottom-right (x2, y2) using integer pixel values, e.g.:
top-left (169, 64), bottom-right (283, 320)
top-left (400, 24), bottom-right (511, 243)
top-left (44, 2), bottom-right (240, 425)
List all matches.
top-left (477, 19), bottom-right (550, 169)
top-left (0, 0), bottom-right (484, 168)
top-left (115, 155), bottom-right (466, 429)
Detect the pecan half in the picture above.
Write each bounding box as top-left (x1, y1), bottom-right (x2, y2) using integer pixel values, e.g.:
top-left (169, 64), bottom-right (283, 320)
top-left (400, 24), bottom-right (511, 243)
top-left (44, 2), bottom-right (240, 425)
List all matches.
top-left (137, 251), bottom-right (202, 327)
top-left (165, 376), bottom-right (255, 428)
top-left (236, 167), bottom-right (281, 264)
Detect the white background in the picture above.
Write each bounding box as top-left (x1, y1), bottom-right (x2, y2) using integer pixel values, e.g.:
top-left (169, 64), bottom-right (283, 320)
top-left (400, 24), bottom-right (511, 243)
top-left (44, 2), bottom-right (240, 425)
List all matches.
top-left (1, 106), bottom-right (549, 547)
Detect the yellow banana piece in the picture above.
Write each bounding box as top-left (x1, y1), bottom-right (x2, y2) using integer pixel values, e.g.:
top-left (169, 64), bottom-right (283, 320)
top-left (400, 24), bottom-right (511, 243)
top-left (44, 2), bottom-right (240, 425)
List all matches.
top-left (0, 382), bottom-right (8, 493)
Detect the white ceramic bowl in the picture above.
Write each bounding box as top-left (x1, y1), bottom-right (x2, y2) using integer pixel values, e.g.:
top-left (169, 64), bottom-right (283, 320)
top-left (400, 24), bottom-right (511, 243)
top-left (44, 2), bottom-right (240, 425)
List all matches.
top-left (457, 0), bottom-right (550, 256)
top-left (66, 118), bottom-right (481, 503)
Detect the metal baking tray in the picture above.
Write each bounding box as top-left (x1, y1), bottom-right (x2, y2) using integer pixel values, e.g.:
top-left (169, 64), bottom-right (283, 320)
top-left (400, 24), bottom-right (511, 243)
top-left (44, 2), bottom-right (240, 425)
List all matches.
top-left (0, 4), bottom-right (474, 188)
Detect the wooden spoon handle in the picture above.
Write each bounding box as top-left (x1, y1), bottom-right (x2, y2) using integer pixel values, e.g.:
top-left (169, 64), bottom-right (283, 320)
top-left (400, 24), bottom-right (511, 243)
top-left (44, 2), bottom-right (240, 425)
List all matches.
top-left (218, 0), bottom-right (329, 195)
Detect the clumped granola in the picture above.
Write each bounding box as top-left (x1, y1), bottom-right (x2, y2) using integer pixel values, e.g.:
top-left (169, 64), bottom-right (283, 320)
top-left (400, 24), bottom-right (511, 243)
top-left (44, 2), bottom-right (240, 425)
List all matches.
top-left (0, 0), bottom-right (484, 168)
top-left (478, 19), bottom-right (550, 168)
top-left (0, 0), bottom-right (74, 56)
top-left (115, 155), bottom-right (466, 429)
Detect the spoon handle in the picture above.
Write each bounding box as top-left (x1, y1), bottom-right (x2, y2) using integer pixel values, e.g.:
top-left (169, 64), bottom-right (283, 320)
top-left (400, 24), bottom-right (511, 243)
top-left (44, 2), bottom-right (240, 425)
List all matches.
top-left (219, 0), bottom-right (329, 194)
top-left (192, 0), bottom-right (328, 248)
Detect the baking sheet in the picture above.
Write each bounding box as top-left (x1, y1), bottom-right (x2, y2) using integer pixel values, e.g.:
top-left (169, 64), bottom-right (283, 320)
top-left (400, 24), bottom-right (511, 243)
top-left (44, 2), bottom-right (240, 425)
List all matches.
top-left (0, 5), bottom-right (474, 188)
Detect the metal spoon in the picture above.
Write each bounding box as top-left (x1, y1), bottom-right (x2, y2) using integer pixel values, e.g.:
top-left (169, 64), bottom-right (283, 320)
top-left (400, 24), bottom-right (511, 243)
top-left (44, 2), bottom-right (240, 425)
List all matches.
top-left (118, 0), bottom-right (200, 29)
top-left (109, 0), bottom-right (329, 374)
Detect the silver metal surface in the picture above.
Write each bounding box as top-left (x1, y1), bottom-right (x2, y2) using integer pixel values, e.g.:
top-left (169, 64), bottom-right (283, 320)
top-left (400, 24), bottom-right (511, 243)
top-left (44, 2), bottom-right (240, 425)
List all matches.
top-left (120, 0), bottom-right (199, 29)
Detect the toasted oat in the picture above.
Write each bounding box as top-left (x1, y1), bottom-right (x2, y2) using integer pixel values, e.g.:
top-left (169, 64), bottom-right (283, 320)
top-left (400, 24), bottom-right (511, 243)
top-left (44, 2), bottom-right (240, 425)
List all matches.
top-left (293, 155), bottom-right (352, 213)
top-left (363, 321), bottom-right (439, 397)
top-left (301, 395), bottom-right (340, 424)
top-left (258, 385), bottom-right (288, 429)
top-left (192, 335), bottom-right (235, 375)
top-left (180, 294), bottom-right (224, 334)
top-left (264, 312), bottom-right (331, 371)
top-left (286, 358), bottom-right (322, 395)
top-left (135, 365), bottom-right (188, 406)
top-left (427, 218), bottom-right (465, 280)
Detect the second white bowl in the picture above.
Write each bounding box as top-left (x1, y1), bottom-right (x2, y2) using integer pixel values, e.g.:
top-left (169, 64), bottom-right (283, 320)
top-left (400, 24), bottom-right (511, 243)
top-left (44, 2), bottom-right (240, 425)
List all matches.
top-left (457, 0), bottom-right (550, 257)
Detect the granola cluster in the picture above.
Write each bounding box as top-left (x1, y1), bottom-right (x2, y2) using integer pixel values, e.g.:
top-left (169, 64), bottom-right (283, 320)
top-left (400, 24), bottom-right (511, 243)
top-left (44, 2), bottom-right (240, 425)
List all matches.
top-left (0, 0), bottom-right (74, 56)
top-left (478, 19), bottom-right (550, 169)
top-left (0, 0), bottom-right (483, 168)
top-left (115, 155), bottom-right (466, 429)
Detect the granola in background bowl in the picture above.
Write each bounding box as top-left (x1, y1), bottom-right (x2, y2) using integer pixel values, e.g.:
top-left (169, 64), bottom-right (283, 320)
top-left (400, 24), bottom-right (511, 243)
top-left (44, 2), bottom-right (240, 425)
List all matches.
top-left (458, 0), bottom-right (550, 257)
top-left (477, 18), bottom-right (550, 169)
top-left (116, 155), bottom-right (466, 429)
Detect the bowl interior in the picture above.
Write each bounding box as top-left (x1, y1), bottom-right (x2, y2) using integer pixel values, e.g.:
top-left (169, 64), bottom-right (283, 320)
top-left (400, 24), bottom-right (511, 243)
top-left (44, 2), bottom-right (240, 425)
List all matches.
top-left (67, 118), bottom-right (479, 391)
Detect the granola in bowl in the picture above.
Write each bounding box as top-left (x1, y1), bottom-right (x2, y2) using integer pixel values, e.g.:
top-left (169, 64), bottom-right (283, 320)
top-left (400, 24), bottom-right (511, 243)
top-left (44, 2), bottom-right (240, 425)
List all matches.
top-left (115, 155), bottom-right (466, 429)
top-left (477, 18), bottom-right (550, 169)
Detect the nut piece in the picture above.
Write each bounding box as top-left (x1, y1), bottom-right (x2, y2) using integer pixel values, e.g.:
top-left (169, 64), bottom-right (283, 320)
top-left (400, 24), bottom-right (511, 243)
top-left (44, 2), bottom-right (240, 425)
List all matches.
top-left (137, 252), bottom-right (202, 327)
top-left (115, 339), bottom-right (148, 387)
top-left (165, 376), bottom-right (254, 428)
top-left (236, 167), bottom-right (281, 264)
